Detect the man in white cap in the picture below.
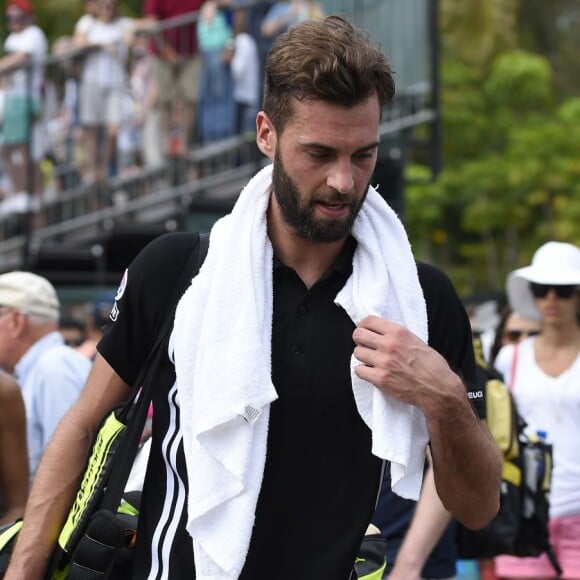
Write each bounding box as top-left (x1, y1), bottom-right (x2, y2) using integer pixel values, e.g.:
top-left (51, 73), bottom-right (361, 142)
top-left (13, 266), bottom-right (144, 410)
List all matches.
top-left (0, 271), bottom-right (91, 483)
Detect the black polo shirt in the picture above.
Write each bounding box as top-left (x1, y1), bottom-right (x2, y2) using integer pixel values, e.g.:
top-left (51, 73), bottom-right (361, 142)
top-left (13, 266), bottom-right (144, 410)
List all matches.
top-left (243, 236), bottom-right (382, 578)
top-left (98, 232), bottom-right (478, 580)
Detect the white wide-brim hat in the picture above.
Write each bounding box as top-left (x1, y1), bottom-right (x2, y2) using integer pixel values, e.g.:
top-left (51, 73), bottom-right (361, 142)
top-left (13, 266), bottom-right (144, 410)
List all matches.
top-left (506, 241), bottom-right (580, 320)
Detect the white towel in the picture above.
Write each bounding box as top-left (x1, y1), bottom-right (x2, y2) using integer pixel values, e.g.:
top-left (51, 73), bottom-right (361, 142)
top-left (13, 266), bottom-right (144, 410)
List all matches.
top-left (172, 164), bottom-right (429, 580)
top-left (334, 185), bottom-right (430, 498)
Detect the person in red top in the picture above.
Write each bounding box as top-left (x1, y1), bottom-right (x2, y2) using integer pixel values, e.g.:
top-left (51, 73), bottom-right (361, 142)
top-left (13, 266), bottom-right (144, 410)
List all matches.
top-left (138, 0), bottom-right (206, 157)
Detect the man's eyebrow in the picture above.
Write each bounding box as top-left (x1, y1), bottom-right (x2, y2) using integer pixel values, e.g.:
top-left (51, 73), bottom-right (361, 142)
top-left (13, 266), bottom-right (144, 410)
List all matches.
top-left (357, 141), bottom-right (381, 152)
top-left (300, 141), bottom-right (381, 152)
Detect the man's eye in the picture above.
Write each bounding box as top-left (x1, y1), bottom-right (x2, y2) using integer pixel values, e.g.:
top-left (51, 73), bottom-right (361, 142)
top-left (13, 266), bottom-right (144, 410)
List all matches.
top-left (307, 151), bottom-right (329, 159)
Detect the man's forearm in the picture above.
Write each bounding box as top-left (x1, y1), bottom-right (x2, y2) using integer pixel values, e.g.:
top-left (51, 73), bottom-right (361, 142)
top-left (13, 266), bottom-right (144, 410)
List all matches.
top-left (428, 392), bottom-right (501, 529)
top-left (6, 355), bottom-right (132, 578)
top-left (0, 52), bottom-right (29, 74)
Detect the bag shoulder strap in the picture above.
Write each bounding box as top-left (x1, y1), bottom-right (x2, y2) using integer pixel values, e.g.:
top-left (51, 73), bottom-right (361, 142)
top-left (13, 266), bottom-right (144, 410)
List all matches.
top-left (509, 342), bottom-right (519, 390)
top-left (101, 232), bottom-right (209, 511)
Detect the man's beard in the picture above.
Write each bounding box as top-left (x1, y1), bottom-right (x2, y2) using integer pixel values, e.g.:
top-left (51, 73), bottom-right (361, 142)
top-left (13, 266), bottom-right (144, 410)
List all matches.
top-left (272, 148), bottom-right (369, 243)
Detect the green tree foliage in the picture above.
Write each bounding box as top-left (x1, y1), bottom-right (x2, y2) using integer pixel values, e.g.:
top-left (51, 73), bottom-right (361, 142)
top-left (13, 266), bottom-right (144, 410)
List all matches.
top-left (406, 0), bottom-right (580, 297)
top-left (484, 50), bottom-right (552, 109)
top-left (440, 0), bottom-right (519, 66)
top-left (517, 0), bottom-right (580, 98)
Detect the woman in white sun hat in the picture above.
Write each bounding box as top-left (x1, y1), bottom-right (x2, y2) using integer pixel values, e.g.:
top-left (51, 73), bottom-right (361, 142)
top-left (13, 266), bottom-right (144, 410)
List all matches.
top-left (494, 241), bottom-right (580, 580)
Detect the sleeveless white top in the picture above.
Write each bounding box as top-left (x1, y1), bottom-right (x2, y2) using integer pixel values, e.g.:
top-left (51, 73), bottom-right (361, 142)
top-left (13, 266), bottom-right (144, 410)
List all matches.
top-left (496, 337), bottom-right (580, 517)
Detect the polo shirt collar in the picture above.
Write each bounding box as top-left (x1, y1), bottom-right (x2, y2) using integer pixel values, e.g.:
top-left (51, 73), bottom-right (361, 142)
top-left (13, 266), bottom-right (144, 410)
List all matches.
top-left (273, 235), bottom-right (356, 280)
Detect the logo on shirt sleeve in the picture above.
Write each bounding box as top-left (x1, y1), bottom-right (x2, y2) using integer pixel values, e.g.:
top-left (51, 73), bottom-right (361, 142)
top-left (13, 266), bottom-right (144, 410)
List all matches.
top-left (110, 301), bottom-right (119, 322)
top-left (110, 269), bottom-right (128, 322)
top-left (115, 269), bottom-right (128, 301)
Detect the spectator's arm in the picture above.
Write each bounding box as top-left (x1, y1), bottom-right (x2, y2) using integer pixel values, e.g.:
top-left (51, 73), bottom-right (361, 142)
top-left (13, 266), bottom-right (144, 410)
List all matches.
top-left (130, 16), bottom-right (159, 35)
top-left (261, 13), bottom-right (291, 38)
top-left (72, 32), bottom-right (90, 48)
top-left (0, 372), bottom-right (29, 525)
top-left (129, 16), bottom-right (181, 62)
top-left (0, 52), bottom-right (30, 73)
top-left (388, 451), bottom-right (452, 580)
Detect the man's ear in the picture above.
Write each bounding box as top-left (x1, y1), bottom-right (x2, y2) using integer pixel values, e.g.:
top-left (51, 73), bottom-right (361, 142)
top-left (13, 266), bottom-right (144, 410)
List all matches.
top-left (256, 112), bottom-right (276, 159)
top-left (9, 311), bottom-right (28, 339)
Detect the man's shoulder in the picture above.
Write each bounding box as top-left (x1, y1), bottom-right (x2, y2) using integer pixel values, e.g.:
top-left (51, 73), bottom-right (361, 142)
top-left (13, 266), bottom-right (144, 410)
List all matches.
top-left (111, 232), bottom-right (200, 319)
top-left (128, 232), bottom-right (199, 280)
top-left (35, 343), bottom-right (91, 374)
top-left (415, 260), bottom-right (472, 353)
top-left (75, 14), bottom-right (95, 33)
top-left (139, 231), bottom-right (197, 256)
top-left (23, 25), bottom-right (48, 46)
top-left (109, 232), bottom-right (199, 307)
top-left (416, 260), bottom-right (456, 299)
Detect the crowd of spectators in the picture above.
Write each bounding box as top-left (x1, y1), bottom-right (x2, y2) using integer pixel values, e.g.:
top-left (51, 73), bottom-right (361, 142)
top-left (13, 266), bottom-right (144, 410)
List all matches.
top-left (0, 0), bottom-right (325, 222)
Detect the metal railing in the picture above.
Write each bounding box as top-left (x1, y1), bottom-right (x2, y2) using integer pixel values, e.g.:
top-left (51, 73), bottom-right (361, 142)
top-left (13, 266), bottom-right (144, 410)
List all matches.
top-left (0, 0), bottom-right (439, 274)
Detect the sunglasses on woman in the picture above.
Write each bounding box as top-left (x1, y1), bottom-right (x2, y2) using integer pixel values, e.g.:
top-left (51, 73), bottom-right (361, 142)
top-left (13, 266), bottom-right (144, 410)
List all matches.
top-left (502, 329), bottom-right (540, 342)
top-left (529, 282), bottom-right (577, 299)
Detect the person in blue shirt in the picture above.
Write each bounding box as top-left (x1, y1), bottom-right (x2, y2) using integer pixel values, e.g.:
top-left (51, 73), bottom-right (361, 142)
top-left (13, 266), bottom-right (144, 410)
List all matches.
top-left (0, 272), bottom-right (91, 482)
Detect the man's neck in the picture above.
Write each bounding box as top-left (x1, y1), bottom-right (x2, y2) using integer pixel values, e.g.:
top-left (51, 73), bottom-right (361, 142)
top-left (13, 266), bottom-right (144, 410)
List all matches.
top-left (267, 207), bottom-right (346, 289)
top-left (280, 241), bottom-right (345, 289)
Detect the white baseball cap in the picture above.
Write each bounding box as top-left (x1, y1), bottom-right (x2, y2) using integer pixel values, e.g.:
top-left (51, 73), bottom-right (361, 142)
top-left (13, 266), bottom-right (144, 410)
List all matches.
top-left (0, 271), bottom-right (60, 321)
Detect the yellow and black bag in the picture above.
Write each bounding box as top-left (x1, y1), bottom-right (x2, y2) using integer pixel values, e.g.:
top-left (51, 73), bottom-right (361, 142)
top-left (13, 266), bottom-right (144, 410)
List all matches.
top-left (0, 520), bottom-right (23, 578)
top-left (48, 401), bottom-right (145, 579)
top-left (0, 234), bottom-right (209, 580)
top-left (49, 234), bottom-right (210, 579)
top-left (354, 524), bottom-right (387, 580)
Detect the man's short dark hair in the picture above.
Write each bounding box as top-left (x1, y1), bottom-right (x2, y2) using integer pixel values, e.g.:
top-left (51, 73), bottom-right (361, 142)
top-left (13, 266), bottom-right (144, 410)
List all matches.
top-left (262, 15), bottom-right (395, 132)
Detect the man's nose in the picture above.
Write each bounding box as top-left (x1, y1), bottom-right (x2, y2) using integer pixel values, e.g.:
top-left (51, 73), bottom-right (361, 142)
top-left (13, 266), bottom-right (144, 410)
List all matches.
top-left (327, 161), bottom-right (355, 194)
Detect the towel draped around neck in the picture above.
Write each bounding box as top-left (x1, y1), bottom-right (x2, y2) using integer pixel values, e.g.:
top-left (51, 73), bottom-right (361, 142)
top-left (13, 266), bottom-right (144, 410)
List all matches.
top-left (172, 164), bottom-right (429, 579)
